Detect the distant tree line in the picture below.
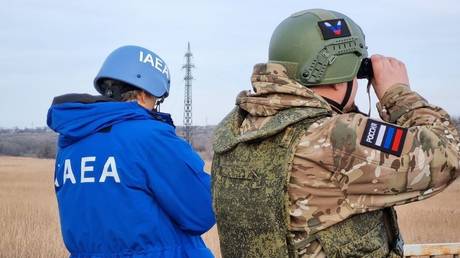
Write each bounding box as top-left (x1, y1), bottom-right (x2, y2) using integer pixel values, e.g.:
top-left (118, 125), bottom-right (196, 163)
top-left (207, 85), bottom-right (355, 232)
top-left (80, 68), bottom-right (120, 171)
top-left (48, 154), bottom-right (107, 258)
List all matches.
top-left (1, 118), bottom-right (459, 160)
top-left (0, 127), bottom-right (57, 159)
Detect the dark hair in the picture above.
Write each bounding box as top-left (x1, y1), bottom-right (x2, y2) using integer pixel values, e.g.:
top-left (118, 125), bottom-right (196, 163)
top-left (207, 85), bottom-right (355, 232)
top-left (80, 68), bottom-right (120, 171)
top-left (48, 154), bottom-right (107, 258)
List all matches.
top-left (120, 90), bottom-right (142, 101)
top-left (99, 79), bottom-right (141, 101)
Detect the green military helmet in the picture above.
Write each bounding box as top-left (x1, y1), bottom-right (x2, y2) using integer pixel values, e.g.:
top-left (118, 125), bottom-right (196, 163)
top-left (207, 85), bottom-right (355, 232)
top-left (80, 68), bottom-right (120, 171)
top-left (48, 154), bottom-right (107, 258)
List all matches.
top-left (269, 9), bottom-right (368, 86)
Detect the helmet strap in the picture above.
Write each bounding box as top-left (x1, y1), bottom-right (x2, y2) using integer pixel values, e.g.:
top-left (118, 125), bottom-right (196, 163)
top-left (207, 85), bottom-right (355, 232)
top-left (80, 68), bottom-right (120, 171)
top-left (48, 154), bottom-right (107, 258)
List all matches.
top-left (153, 96), bottom-right (165, 112)
top-left (341, 80), bottom-right (353, 109)
top-left (366, 80), bottom-right (372, 117)
top-left (323, 98), bottom-right (344, 114)
top-left (322, 80), bottom-right (353, 113)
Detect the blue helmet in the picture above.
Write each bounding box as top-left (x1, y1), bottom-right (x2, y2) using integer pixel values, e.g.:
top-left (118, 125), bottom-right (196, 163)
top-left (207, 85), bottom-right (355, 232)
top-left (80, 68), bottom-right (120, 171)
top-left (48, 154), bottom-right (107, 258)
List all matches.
top-left (94, 45), bottom-right (171, 98)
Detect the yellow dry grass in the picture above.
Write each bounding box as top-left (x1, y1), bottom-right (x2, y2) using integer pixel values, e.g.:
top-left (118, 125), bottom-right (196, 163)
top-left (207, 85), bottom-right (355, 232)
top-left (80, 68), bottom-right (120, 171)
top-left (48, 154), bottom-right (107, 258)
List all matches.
top-left (395, 179), bottom-right (460, 243)
top-left (0, 156), bottom-right (459, 258)
top-left (0, 156), bottom-right (67, 258)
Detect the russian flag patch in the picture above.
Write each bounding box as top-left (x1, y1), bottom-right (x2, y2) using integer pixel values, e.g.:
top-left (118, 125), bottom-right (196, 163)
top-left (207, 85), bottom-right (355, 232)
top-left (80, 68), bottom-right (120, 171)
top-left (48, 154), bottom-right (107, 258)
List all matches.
top-left (360, 119), bottom-right (407, 157)
top-left (318, 19), bottom-right (351, 40)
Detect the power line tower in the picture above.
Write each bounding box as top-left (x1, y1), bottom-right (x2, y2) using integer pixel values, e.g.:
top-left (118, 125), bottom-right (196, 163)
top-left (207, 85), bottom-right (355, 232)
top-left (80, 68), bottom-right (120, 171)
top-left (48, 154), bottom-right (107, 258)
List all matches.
top-left (183, 42), bottom-right (194, 144)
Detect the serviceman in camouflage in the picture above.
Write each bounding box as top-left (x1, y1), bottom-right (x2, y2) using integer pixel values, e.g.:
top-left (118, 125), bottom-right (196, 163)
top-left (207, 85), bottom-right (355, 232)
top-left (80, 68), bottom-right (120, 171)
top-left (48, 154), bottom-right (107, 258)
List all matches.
top-left (211, 9), bottom-right (460, 258)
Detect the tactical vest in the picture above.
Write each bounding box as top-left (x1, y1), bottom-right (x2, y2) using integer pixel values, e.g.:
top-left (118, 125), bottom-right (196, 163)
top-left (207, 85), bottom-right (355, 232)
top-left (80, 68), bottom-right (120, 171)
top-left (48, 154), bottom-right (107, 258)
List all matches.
top-left (212, 107), bottom-right (404, 258)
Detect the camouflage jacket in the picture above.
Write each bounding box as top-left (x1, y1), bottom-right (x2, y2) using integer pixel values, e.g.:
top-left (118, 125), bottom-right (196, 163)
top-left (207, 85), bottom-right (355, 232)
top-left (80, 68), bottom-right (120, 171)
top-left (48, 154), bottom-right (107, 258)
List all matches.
top-left (235, 63), bottom-right (460, 257)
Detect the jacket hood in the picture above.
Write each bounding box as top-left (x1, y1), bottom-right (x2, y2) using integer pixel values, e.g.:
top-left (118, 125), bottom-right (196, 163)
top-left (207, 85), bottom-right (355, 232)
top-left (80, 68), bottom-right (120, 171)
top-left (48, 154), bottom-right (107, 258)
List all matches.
top-left (213, 63), bottom-right (332, 153)
top-left (47, 94), bottom-right (166, 148)
top-left (236, 63), bottom-right (332, 138)
top-left (236, 63), bottom-right (331, 117)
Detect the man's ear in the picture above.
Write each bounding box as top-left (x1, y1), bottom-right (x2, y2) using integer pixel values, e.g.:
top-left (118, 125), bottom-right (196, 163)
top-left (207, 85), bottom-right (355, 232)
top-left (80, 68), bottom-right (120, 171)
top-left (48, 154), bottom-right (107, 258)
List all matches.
top-left (332, 82), bottom-right (346, 91)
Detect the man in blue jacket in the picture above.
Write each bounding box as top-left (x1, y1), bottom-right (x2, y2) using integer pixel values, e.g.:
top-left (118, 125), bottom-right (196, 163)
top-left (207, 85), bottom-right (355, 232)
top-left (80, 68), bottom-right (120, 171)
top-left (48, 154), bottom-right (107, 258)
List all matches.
top-left (47, 45), bottom-right (216, 258)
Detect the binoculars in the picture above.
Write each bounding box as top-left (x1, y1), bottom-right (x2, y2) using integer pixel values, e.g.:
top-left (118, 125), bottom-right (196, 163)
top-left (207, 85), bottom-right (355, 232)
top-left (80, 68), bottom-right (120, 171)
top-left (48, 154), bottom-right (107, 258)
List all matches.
top-left (357, 58), bottom-right (373, 80)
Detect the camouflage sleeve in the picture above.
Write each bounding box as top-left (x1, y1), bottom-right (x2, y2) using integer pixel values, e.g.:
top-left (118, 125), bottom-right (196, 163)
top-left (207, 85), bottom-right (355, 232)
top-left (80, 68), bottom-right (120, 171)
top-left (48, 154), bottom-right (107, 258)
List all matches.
top-left (372, 84), bottom-right (460, 202)
top-left (295, 85), bottom-right (460, 210)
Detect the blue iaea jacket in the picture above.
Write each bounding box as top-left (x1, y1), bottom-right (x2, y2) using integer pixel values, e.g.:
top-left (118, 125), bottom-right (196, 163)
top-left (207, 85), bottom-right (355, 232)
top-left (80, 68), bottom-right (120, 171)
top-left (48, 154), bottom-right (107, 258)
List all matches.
top-left (47, 94), bottom-right (215, 258)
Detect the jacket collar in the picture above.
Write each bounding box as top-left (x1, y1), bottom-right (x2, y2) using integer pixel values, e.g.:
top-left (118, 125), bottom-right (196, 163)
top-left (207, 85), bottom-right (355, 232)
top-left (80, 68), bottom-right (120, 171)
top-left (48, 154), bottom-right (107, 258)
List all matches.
top-left (236, 63), bottom-right (332, 117)
top-left (213, 63), bottom-right (332, 153)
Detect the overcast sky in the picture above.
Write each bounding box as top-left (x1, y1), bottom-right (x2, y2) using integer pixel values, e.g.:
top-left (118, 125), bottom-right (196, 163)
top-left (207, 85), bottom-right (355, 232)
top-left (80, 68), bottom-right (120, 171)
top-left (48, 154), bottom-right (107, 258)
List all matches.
top-left (1, 0), bottom-right (459, 128)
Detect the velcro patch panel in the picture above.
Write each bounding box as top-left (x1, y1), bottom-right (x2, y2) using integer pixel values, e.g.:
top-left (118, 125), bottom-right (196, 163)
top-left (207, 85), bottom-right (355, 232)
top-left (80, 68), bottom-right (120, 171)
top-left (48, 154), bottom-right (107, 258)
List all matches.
top-left (360, 119), bottom-right (407, 157)
top-left (317, 19), bottom-right (351, 40)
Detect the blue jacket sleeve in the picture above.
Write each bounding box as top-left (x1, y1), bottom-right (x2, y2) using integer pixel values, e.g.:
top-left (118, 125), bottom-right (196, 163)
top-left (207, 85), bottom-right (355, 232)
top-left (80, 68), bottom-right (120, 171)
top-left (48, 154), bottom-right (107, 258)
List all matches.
top-left (145, 125), bottom-right (216, 235)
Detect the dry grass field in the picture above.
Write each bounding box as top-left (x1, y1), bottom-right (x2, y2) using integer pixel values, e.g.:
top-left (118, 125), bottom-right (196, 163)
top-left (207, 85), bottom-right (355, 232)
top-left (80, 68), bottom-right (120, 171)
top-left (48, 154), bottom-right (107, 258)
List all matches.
top-left (0, 156), bottom-right (459, 258)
